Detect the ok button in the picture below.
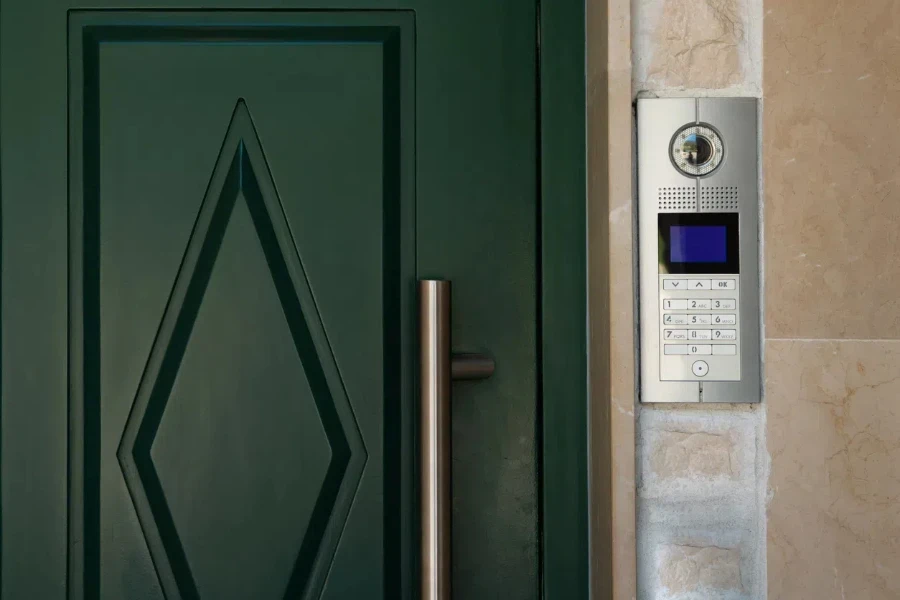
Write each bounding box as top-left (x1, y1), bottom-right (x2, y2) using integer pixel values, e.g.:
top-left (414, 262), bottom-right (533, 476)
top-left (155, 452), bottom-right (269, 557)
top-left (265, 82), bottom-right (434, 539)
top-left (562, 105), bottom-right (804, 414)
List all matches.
top-left (691, 360), bottom-right (709, 377)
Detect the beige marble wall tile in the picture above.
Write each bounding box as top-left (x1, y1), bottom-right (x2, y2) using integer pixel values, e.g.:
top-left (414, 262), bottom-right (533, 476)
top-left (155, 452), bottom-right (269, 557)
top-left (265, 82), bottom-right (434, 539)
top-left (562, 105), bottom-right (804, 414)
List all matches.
top-left (765, 1), bottom-right (900, 338)
top-left (767, 340), bottom-right (900, 600)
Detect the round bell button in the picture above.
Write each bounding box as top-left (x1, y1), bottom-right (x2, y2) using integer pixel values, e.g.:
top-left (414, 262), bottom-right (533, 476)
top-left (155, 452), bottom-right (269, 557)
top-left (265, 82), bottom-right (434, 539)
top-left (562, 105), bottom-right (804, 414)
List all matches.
top-left (691, 360), bottom-right (709, 377)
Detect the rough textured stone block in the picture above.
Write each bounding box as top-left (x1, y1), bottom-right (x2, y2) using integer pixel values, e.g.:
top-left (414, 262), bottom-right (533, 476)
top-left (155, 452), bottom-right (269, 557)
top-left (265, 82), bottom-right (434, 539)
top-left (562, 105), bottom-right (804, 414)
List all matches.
top-left (658, 544), bottom-right (743, 596)
top-left (650, 430), bottom-right (738, 480)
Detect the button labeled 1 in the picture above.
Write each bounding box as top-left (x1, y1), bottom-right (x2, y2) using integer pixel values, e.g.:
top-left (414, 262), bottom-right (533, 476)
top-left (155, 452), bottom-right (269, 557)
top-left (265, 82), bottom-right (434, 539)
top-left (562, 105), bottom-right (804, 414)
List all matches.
top-left (663, 299), bottom-right (688, 310)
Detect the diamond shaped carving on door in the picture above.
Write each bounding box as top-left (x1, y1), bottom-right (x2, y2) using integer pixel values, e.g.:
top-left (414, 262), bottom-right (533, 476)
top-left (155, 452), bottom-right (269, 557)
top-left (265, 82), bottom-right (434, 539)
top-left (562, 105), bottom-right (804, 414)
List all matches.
top-left (117, 99), bottom-right (367, 600)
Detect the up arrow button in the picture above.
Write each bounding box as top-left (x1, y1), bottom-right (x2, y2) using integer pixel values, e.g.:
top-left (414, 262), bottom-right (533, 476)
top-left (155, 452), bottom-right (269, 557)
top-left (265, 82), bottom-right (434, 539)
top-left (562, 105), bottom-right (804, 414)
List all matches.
top-left (688, 279), bottom-right (712, 290)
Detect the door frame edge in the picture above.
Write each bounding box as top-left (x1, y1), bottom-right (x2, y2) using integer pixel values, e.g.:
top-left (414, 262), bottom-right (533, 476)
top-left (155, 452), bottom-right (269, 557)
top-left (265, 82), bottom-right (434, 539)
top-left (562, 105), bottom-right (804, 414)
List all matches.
top-left (538, 1), bottom-right (593, 598)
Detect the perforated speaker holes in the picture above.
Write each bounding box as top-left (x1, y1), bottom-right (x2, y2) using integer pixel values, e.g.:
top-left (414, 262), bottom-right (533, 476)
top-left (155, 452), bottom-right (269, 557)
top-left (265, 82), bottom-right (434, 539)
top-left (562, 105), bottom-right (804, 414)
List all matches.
top-left (658, 187), bottom-right (697, 212)
top-left (700, 186), bottom-right (739, 211)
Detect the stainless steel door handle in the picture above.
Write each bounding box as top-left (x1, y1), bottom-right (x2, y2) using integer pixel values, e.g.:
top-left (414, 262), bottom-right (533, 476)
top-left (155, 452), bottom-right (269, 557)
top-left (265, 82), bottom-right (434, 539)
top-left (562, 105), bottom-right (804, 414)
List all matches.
top-left (419, 280), bottom-right (494, 600)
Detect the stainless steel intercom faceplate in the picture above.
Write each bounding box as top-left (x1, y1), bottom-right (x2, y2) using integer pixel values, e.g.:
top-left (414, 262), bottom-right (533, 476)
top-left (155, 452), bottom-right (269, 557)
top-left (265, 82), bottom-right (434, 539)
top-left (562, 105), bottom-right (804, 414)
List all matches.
top-left (638, 98), bottom-right (760, 403)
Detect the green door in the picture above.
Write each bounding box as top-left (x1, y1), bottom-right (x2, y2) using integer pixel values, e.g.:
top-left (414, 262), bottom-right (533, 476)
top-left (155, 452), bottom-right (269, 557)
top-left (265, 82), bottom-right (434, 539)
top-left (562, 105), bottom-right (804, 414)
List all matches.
top-left (2, 3), bottom-right (538, 599)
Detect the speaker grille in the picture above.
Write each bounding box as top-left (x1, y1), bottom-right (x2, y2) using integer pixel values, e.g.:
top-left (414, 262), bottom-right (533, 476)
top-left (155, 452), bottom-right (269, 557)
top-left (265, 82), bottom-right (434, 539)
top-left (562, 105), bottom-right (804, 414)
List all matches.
top-left (700, 186), bottom-right (739, 211)
top-left (657, 187), bottom-right (697, 212)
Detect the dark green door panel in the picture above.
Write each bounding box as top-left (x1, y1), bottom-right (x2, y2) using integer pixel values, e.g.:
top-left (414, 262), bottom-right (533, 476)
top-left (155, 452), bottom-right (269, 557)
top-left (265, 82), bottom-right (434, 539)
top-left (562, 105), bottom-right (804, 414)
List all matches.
top-left (1, 4), bottom-right (539, 600)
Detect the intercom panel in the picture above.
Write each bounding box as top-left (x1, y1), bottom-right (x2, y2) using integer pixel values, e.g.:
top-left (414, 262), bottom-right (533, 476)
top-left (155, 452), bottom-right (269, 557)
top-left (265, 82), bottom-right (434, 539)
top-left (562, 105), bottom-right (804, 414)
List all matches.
top-left (638, 98), bottom-right (760, 403)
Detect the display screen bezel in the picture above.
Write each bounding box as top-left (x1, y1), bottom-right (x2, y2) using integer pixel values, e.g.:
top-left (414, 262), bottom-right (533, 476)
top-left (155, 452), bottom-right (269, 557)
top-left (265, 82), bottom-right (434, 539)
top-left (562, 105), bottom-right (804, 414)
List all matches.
top-left (658, 212), bottom-right (739, 274)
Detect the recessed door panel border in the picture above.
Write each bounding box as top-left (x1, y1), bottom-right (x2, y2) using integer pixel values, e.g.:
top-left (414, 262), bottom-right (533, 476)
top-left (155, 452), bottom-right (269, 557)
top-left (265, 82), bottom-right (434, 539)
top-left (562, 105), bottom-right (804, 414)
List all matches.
top-left (67, 10), bottom-right (415, 600)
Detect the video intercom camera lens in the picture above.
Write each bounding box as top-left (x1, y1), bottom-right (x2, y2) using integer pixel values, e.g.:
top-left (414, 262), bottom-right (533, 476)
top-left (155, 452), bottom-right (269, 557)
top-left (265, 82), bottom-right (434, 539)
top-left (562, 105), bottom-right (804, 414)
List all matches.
top-left (670, 123), bottom-right (724, 177)
top-left (681, 134), bottom-right (713, 166)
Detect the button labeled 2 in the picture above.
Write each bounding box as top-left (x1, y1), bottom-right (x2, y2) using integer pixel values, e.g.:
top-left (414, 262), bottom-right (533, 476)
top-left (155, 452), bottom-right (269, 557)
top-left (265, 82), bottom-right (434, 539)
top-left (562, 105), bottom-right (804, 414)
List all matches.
top-left (688, 299), bottom-right (711, 310)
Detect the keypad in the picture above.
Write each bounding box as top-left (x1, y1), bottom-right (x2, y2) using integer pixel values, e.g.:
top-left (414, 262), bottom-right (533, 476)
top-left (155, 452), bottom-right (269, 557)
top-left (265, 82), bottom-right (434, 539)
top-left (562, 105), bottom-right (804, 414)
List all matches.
top-left (660, 276), bottom-right (740, 381)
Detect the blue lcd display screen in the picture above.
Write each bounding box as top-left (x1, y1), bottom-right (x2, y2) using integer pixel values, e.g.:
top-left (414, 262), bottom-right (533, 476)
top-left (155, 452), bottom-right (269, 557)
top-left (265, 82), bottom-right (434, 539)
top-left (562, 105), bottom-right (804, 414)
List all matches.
top-left (670, 225), bottom-right (727, 263)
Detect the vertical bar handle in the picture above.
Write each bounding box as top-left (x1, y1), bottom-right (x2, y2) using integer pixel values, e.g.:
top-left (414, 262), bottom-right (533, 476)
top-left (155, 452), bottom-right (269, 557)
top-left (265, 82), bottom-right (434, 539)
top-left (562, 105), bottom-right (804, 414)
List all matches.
top-left (419, 280), bottom-right (452, 600)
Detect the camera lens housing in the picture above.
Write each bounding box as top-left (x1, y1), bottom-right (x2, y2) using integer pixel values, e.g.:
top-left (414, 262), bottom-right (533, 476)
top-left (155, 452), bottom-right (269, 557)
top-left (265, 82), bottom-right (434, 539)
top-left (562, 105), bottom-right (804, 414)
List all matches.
top-left (670, 123), bottom-right (724, 177)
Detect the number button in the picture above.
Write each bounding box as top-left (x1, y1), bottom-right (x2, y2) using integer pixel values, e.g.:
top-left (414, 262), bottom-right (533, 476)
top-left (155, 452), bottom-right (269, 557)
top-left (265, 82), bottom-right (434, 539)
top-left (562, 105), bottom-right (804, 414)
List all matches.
top-left (663, 299), bottom-right (688, 310)
top-left (713, 299), bottom-right (736, 310)
top-left (664, 314), bottom-right (688, 325)
top-left (712, 329), bottom-right (737, 340)
top-left (688, 345), bottom-right (712, 355)
top-left (688, 299), bottom-right (711, 310)
top-left (713, 314), bottom-right (737, 325)
top-left (689, 314), bottom-right (712, 325)
top-left (664, 329), bottom-right (688, 340)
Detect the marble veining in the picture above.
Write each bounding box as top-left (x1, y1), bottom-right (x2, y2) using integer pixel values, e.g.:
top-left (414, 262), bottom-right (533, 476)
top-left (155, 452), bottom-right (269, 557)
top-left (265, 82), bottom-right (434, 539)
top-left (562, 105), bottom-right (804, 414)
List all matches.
top-left (767, 341), bottom-right (900, 600)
